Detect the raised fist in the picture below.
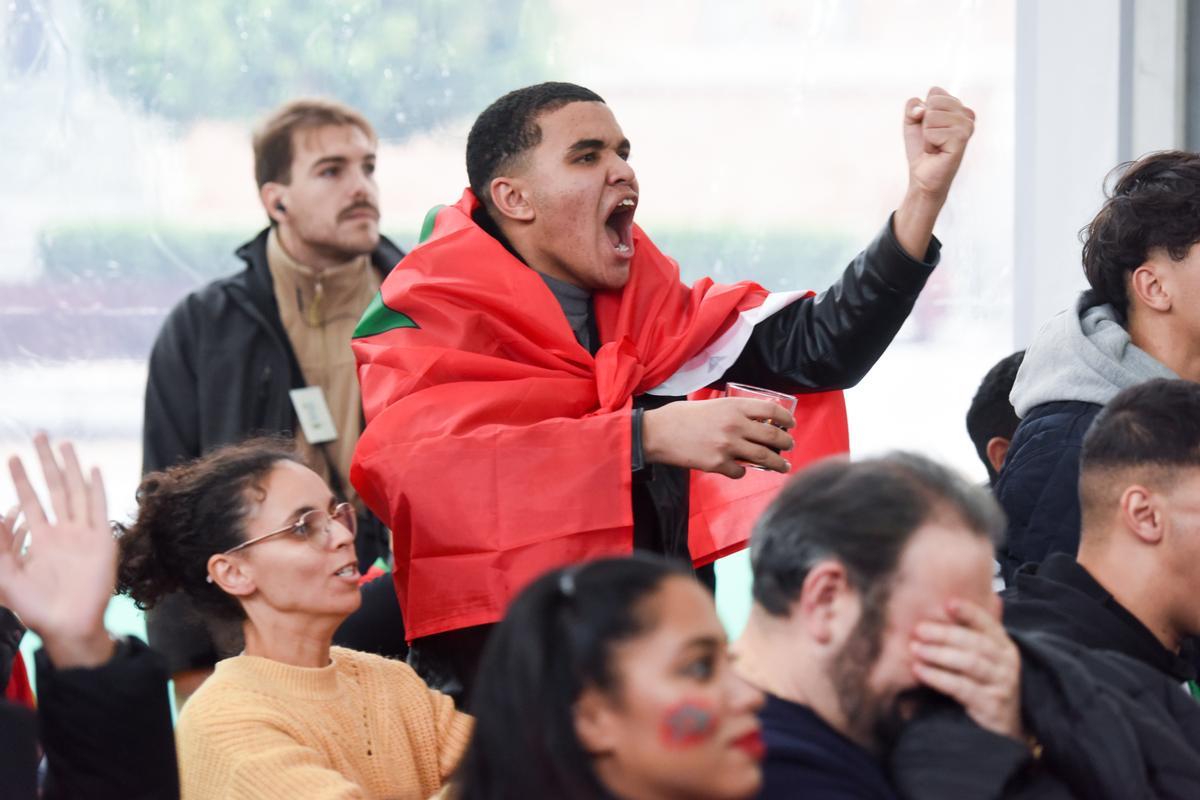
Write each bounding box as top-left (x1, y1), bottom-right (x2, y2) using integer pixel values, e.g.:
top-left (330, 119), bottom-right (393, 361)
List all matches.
top-left (903, 87), bottom-right (976, 202)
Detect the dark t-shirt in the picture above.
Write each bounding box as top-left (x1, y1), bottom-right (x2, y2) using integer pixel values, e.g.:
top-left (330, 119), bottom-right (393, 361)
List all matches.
top-left (758, 692), bottom-right (898, 800)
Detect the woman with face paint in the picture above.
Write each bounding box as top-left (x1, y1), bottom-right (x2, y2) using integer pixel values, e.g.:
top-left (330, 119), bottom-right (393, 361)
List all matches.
top-left (446, 555), bottom-right (765, 800)
top-left (116, 436), bottom-right (472, 800)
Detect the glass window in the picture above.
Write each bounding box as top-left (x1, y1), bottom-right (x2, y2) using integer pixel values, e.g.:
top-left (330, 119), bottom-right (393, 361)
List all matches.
top-left (1, 0), bottom-right (1015, 657)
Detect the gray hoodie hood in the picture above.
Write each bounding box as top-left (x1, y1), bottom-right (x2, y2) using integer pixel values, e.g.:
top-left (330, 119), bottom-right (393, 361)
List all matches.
top-left (1010, 292), bottom-right (1177, 417)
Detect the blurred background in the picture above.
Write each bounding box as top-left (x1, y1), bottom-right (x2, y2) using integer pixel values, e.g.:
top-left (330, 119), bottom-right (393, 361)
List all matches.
top-left (1, 0), bottom-right (1191, 661)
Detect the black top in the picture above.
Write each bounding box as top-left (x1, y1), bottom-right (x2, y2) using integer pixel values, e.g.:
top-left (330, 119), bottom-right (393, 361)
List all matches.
top-left (1003, 552), bottom-right (1196, 683)
top-left (758, 691), bottom-right (897, 800)
top-left (0, 637), bottom-right (180, 800)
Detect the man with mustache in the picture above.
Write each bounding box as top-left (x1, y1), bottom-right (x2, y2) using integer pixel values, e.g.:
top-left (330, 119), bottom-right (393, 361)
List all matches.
top-left (142, 99), bottom-right (405, 706)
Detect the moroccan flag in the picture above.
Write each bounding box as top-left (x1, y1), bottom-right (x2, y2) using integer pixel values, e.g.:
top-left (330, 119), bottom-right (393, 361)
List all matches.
top-left (351, 189), bottom-right (848, 640)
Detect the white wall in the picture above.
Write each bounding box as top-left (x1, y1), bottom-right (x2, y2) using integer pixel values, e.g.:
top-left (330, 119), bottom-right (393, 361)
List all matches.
top-left (1013, 0), bottom-right (1187, 347)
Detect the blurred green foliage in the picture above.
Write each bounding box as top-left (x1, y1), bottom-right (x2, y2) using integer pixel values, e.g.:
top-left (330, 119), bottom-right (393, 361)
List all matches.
top-left (77, 0), bottom-right (552, 138)
top-left (37, 220), bottom-right (854, 291)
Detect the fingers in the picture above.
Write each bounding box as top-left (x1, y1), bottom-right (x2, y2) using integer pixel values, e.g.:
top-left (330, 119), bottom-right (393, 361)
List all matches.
top-left (33, 433), bottom-right (71, 524)
top-left (904, 96), bottom-right (925, 124)
top-left (946, 597), bottom-right (1004, 631)
top-left (911, 659), bottom-right (978, 708)
top-left (87, 467), bottom-right (108, 533)
top-left (731, 398), bottom-right (796, 430)
top-left (739, 415), bottom-right (794, 452)
top-left (730, 441), bottom-right (791, 474)
top-left (9, 456), bottom-right (48, 530)
top-left (59, 442), bottom-right (89, 526)
top-left (911, 637), bottom-right (996, 680)
top-left (714, 461), bottom-right (748, 480)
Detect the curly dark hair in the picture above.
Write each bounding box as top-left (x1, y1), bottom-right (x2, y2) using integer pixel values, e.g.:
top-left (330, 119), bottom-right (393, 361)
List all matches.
top-left (115, 437), bottom-right (302, 621)
top-left (465, 82), bottom-right (605, 211)
top-left (1081, 150), bottom-right (1200, 322)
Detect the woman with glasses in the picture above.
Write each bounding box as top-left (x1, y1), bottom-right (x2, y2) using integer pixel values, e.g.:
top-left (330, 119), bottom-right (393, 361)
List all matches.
top-left (445, 555), bottom-right (765, 800)
top-left (117, 436), bottom-right (471, 800)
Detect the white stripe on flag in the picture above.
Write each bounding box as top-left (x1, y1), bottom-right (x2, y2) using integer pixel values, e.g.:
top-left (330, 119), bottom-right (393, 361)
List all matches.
top-left (645, 290), bottom-right (808, 397)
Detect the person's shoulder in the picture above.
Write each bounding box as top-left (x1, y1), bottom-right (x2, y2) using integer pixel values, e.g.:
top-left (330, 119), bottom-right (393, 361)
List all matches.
top-left (331, 646), bottom-right (424, 686)
top-left (1013, 400), bottom-right (1102, 444)
top-left (175, 657), bottom-right (295, 740)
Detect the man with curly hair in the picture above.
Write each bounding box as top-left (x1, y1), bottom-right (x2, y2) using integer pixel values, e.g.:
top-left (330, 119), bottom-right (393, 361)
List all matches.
top-left (995, 151), bottom-right (1200, 582)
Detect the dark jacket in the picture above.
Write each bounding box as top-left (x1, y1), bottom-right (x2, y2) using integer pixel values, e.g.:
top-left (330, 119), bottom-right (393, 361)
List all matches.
top-left (0, 606), bottom-right (23, 692)
top-left (1003, 552), bottom-right (1197, 683)
top-left (993, 401), bottom-right (1101, 582)
top-left (142, 229), bottom-right (404, 673)
top-left (994, 292), bottom-right (1177, 584)
top-left (758, 691), bottom-right (898, 799)
top-left (889, 630), bottom-right (1200, 800)
top-left (630, 215), bottom-right (938, 560)
top-left (0, 637), bottom-right (179, 800)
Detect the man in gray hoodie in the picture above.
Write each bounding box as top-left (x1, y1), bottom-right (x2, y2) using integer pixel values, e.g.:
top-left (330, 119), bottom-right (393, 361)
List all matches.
top-left (994, 150), bottom-right (1200, 582)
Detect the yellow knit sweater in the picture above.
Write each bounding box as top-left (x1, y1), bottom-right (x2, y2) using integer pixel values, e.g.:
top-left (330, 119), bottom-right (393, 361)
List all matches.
top-left (176, 646), bottom-right (473, 799)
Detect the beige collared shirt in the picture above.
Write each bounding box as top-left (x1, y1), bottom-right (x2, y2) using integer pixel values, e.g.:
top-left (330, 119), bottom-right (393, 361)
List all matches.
top-left (266, 229), bottom-right (380, 502)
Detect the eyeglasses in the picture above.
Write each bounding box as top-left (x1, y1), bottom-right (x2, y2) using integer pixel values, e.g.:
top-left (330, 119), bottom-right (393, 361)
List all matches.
top-left (220, 502), bottom-right (357, 556)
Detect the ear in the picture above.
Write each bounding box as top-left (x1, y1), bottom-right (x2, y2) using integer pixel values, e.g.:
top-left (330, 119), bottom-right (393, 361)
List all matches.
top-left (1129, 263), bottom-right (1171, 313)
top-left (207, 554), bottom-right (257, 599)
top-left (259, 182), bottom-right (290, 226)
top-left (797, 561), bottom-right (854, 645)
top-left (1119, 484), bottom-right (1164, 545)
top-left (573, 686), bottom-right (619, 755)
top-left (489, 176), bottom-right (535, 224)
top-left (985, 436), bottom-right (1011, 476)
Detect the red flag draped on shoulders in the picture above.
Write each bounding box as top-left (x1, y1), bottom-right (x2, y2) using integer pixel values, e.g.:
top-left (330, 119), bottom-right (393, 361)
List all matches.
top-left (351, 189), bottom-right (847, 639)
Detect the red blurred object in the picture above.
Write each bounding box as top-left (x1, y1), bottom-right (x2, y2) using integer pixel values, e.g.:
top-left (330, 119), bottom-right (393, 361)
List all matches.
top-left (4, 651), bottom-right (36, 708)
top-left (352, 190), bottom-right (848, 641)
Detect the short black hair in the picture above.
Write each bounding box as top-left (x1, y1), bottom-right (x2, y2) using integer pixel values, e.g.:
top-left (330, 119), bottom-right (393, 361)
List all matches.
top-left (1081, 150), bottom-right (1200, 323)
top-left (465, 82), bottom-right (605, 209)
top-left (1081, 378), bottom-right (1200, 474)
top-left (751, 453), bottom-right (1003, 618)
top-left (966, 350), bottom-right (1025, 482)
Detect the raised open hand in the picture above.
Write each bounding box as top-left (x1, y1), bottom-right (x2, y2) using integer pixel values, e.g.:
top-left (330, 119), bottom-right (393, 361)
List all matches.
top-left (0, 433), bottom-right (116, 667)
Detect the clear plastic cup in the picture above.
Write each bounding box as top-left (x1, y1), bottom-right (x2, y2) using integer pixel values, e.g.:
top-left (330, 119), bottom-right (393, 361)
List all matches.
top-left (724, 382), bottom-right (798, 470)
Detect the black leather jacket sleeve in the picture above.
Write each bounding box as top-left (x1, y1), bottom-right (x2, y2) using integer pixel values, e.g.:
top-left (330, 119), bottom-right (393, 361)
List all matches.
top-left (37, 636), bottom-right (179, 800)
top-left (721, 213), bottom-right (939, 393)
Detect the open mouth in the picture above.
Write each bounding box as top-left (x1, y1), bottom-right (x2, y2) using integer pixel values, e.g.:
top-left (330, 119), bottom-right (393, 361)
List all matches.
top-left (604, 197), bottom-right (637, 258)
top-left (333, 563), bottom-right (358, 579)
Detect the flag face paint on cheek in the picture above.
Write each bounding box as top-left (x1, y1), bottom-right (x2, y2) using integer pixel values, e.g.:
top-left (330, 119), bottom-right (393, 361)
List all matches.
top-left (661, 699), bottom-right (719, 748)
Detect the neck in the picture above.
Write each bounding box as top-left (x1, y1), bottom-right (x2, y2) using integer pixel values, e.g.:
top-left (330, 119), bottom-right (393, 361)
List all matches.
top-left (275, 225), bottom-right (359, 273)
top-left (1127, 310), bottom-right (1200, 381)
top-left (1077, 539), bottom-right (1182, 652)
top-left (240, 607), bottom-right (340, 668)
top-left (735, 609), bottom-right (845, 732)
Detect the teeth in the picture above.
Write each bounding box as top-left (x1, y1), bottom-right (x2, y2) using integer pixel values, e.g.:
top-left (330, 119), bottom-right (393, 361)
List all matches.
top-left (618, 198), bottom-right (635, 208)
top-left (615, 242), bottom-right (631, 254)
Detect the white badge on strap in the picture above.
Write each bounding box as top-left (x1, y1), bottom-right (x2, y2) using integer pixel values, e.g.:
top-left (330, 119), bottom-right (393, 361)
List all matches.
top-left (289, 386), bottom-right (338, 444)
